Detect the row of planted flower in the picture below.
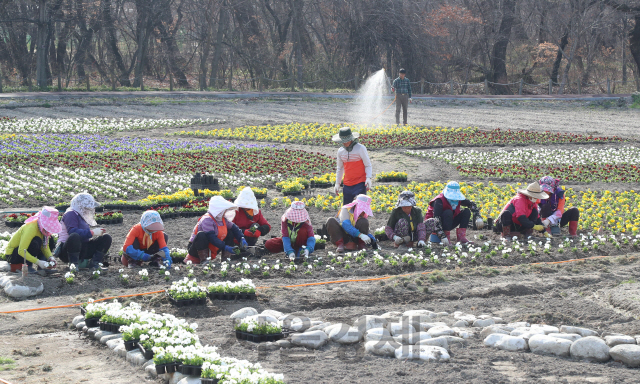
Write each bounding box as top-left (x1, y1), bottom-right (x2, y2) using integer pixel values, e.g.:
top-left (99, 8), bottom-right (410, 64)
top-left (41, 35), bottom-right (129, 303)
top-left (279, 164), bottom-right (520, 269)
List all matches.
top-left (408, 147), bottom-right (640, 183)
top-left (79, 285), bottom-right (285, 384)
top-left (0, 118), bottom-right (216, 134)
top-left (172, 123), bottom-right (624, 149)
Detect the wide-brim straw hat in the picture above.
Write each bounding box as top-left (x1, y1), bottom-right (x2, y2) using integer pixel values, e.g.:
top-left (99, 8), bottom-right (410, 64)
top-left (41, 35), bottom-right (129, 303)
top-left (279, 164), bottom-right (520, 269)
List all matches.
top-left (332, 127), bottom-right (360, 143)
top-left (518, 182), bottom-right (550, 200)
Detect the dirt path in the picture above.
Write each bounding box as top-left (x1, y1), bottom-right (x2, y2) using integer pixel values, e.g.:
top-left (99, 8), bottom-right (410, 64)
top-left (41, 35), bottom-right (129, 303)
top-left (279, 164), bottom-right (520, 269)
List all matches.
top-left (1, 98), bottom-right (639, 138)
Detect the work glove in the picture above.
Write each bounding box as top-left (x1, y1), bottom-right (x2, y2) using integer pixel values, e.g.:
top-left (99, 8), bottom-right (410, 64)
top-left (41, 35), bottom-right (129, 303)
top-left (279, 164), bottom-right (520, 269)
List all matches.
top-left (244, 229), bottom-right (261, 238)
top-left (224, 245), bottom-right (236, 254)
top-left (302, 248), bottom-right (310, 258)
top-left (441, 237), bottom-right (450, 247)
top-left (240, 238), bottom-right (248, 250)
top-left (409, 98), bottom-right (413, 103)
top-left (36, 260), bottom-right (49, 269)
top-left (140, 253), bottom-right (151, 262)
top-left (543, 232), bottom-right (552, 238)
top-left (288, 252), bottom-right (296, 261)
top-left (533, 225), bottom-right (545, 232)
top-left (47, 257), bottom-right (57, 268)
top-left (542, 219), bottom-right (551, 228)
top-left (365, 178), bottom-right (372, 190)
top-left (358, 233), bottom-right (371, 244)
top-left (547, 215), bottom-right (559, 226)
top-left (417, 240), bottom-right (426, 248)
top-left (393, 235), bottom-right (404, 245)
top-left (334, 184), bottom-right (341, 195)
top-left (91, 228), bottom-right (106, 237)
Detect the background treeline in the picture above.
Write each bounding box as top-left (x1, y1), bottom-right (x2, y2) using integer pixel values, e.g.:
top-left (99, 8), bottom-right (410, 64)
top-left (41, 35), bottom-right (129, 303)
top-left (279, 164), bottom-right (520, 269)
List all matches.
top-left (1, 0), bottom-right (639, 94)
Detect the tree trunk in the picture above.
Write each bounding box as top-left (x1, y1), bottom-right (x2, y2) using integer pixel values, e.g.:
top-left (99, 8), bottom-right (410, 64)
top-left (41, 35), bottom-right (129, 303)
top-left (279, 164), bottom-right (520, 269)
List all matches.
top-left (103, 0), bottom-right (131, 86)
top-left (293, 0), bottom-right (304, 88)
top-left (551, 30), bottom-right (569, 85)
top-left (36, 0), bottom-right (48, 88)
top-left (559, 32), bottom-right (579, 94)
top-left (629, 14), bottom-right (640, 89)
top-left (490, 0), bottom-right (516, 94)
top-left (210, 3), bottom-right (228, 88)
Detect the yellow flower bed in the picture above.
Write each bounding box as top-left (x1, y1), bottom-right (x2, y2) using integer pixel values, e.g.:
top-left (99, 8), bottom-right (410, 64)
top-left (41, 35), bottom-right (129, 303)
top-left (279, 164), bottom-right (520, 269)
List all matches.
top-left (311, 173), bottom-right (336, 184)
top-left (376, 171), bottom-right (408, 181)
top-left (237, 186), bottom-right (267, 195)
top-left (276, 177), bottom-right (309, 190)
top-left (291, 182), bottom-right (639, 234)
top-left (139, 188), bottom-right (234, 205)
top-left (173, 123), bottom-right (470, 144)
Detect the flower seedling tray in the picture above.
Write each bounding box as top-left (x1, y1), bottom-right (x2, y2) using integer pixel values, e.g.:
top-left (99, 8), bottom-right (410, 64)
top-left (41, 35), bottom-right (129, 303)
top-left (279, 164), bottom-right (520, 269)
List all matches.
top-left (124, 340), bottom-right (138, 351)
top-left (179, 364), bottom-right (203, 376)
top-left (374, 233), bottom-right (389, 241)
top-left (282, 191), bottom-right (302, 196)
top-left (84, 317), bottom-right (100, 328)
top-left (200, 379), bottom-right (218, 384)
top-left (166, 292), bottom-right (207, 307)
top-left (311, 182), bottom-right (332, 189)
top-left (137, 343), bottom-right (154, 360)
top-left (155, 362), bottom-right (178, 375)
top-left (254, 193), bottom-right (267, 200)
top-left (208, 292), bottom-right (256, 301)
top-left (235, 330), bottom-right (285, 343)
top-left (315, 242), bottom-right (326, 250)
top-left (4, 221), bottom-right (23, 228)
top-left (98, 321), bottom-right (121, 333)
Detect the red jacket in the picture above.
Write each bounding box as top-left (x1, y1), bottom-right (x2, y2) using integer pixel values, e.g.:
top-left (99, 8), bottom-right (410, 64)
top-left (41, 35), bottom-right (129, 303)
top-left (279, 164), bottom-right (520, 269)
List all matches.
top-left (424, 193), bottom-right (460, 220)
top-left (232, 208), bottom-right (271, 234)
top-left (502, 193), bottom-right (537, 226)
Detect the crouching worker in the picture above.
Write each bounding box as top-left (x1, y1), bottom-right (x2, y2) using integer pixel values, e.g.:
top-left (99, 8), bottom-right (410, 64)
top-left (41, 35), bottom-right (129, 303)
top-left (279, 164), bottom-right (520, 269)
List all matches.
top-left (425, 181), bottom-right (478, 245)
top-left (494, 182), bottom-right (549, 240)
top-left (326, 194), bottom-right (376, 253)
top-left (5, 206), bottom-right (60, 273)
top-left (265, 201), bottom-right (315, 262)
top-left (385, 191), bottom-right (427, 248)
top-left (122, 211), bottom-right (171, 268)
top-left (186, 196), bottom-right (247, 264)
top-left (57, 193), bottom-right (112, 270)
top-left (538, 176), bottom-right (580, 237)
top-left (233, 187), bottom-right (271, 246)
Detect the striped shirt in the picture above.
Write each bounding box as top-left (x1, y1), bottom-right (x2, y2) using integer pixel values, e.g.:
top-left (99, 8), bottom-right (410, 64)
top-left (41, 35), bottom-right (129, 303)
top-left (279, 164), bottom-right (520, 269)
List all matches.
top-left (392, 77), bottom-right (412, 98)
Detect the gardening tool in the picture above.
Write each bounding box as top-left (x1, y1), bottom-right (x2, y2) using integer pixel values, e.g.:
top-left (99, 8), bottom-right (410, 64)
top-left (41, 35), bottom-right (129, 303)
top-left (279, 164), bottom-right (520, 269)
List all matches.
top-left (470, 203), bottom-right (484, 230)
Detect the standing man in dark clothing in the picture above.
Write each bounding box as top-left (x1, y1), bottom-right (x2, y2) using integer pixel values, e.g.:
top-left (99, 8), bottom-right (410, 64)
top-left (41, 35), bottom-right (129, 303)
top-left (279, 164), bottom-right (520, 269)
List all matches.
top-left (391, 68), bottom-right (412, 125)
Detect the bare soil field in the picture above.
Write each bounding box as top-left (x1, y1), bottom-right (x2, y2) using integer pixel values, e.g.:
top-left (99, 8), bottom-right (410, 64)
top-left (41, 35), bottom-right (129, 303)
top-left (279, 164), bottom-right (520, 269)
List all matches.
top-left (1, 98), bottom-right (640, 384)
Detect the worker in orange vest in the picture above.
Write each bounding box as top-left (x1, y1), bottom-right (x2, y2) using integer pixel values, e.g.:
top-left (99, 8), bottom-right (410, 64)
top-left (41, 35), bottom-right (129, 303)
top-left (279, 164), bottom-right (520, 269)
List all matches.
top-left (333, 127), bottom-right (372, 205)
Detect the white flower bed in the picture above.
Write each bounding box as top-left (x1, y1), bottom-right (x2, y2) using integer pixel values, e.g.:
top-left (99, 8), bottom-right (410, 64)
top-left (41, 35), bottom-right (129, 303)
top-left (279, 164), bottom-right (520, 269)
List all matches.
top-left (0, 118), bottom-right (216, 134)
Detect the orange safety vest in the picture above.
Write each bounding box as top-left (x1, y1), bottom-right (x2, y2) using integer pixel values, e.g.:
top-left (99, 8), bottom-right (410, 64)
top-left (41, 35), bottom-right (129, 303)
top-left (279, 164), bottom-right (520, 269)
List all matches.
top-left (192, 213), bottom-right (228, 255)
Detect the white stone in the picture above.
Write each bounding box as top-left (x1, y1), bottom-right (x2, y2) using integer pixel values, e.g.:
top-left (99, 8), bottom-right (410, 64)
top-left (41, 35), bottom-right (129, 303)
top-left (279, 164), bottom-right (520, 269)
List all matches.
top-left (107, 338), bottom-right (124, 350)
top-left (528, 334), bottom-right (573, 357)
top-left (275, 339), bottom-right (291, 348)
top-left (472, 318), bottom-right (495, 328)
top-left (510, 328), bottom-right (545, 338)
top-left (393, 331), bottom-right (431, 345)
top-left (435, 312), bottom-right (449, 317)
top-left (604, 335), bottom-right (636, 347)
top-left (570, 336), bottom-right (610, 362)
top-left (307, 322), bottom-right (331, 332)
top-left (364, 328), bottom-right (392, 342)
top-left (289, 318), bottom-right (311, 332)
top-left (329, 326), bottom-right (362, 344)
top-left (244, 314), bottom-right (278, 325)
top-left (453, 320), bottom-right (468, 328)
top-left (507, 322), bottom-right (530, 328)
top-left (494, 336), bottom-right (528, 352)
top-left (323, 323), bottom-right (347, 335)
top-left (94, 330), bottom-right (112, 340)
top-left (441, 336), bottom-right (467, 348)
top-left (453, 328), bottom-right (473, 339)
top-left (114, 343), bottom-right (127, 358)
top-left (354, 316), bottom-right (388, 332)
top-left (87, 327), bottom-right (100, 337)
top-left (290, 330), bottom-right (328, 349)
top-left (609, 344), bottom-right (640, 367)
top-left (401, 315), bottom-right (435, 325)
top-left (560, 325), bottom-right (599, 337)
top-left (418, 322), bottom-right (448, 331)
top-left (169, 373), bottom-right (187, 384)
top-left (480, 326), bottom-right (510, 339)
top-left (548, 333), bottom-right (581, 342)
top-left (0, 275), bottom-right (44, 298)
top-left (72, 315), bottom-right (85, 326)
top-left (100, 333), bottom-right (122, 344)
top-left (76, 322), bottom-right (86, 331)
top-left (0, 261), bottom-right (9, 272)
top-left (260, 309), bottom-right (284, 319)
top-left (530, 324), bottom-right (560, 334)
top-left (388, 322), bottom-right (416, 336)
top-left (403, 310), bottom-right (436, 318)
top-left (230, 307), bottom-right (258, 320)
top-left (176, 377), bottom-right (202, 384)
top-left (453, 313), bottom-right (476, 323)
top-left (427, 326), bottom-right (455, 337)
top-left (394, 345), bottom-right (450, 361)
top-left (381, 311), bottom-right (402, 322)
top-left (417, 336), bottom-right (449, 350)
top-left (492, 317), bottom-right (505, 324)
top-left (144, 363), bottom-right (157, 378)
top-left (365, 340), bottom-right (400, 357)
top-left (126, 349), bottom-right (148, 366)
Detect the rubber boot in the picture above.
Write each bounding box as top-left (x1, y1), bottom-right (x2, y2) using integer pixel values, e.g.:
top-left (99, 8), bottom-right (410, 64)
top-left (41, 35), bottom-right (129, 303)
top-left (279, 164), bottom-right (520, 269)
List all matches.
top-left (444, 231), bottom-right (451, 244)
top-left (568, 221), bottom-right (578, 237)
top-left (429, 233), bottom-right (441, 244)
top-left (501, 226), bottom-right (511, 240)
top-left (197, 249), bottom-right (210, 263)
top-left (67, 252), bottom-right (80, 270)
top-left (336, 240), bottom-right (345, 253)
top-left (90, 251), bottom-right (107, 270)
top-left (456, 228), bottom-right (472, 244)
top-left (357, 239), bottom-right (367, 250)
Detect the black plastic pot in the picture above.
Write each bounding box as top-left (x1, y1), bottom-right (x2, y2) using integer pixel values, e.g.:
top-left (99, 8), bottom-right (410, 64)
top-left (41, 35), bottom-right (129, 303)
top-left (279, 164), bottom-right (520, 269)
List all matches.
top-left (124, 340), bottom-right (138, 351)
top-left (283, 191), bottom-right (302, 196)
top-left (315, 242), bottom-right (326, 250)
top-left (254, 193), bottom-right (267, 200)
top-left (208, 292), bottom-right (237, 301)
top-left (167, 293), bottom-right (207, 307)
top-left (165, 362), bottom-right (178, 374)
top-left (84, 317), bottom-right (100, 328)
top-left (200, 378), bottom-right (219, 384)
top-left (374, 233), bottom-right (389, 242)
top-left (155, 364), bottom-right (167, 375)
top-left (179, 365), bottom-right (203, 377)
top-left (235, 330), bottom-right (284, 343)
top-left (137, 343), bottom-right (154, 360)
top-left (98, 321), bottom-right (121, 333)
